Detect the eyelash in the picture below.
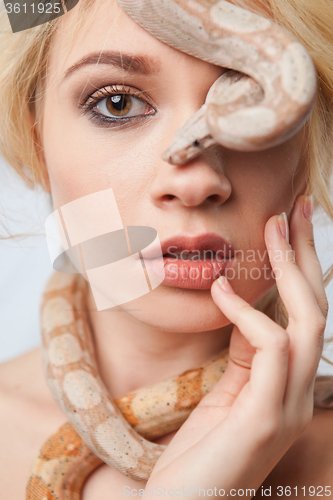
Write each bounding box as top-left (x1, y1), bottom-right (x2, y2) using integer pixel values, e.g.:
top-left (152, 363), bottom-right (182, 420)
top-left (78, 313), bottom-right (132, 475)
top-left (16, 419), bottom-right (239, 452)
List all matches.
top-left (78, 84), bottom-right (156, 126)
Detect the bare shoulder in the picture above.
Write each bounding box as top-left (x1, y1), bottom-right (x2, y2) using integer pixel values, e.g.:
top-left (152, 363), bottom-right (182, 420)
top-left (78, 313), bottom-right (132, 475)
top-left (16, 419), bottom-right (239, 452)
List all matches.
top-left (0, 348), bottom-right (66, 500)
top-left (260, 407), bottom-right (333, 497)
top-left (1, 353), bottom-right (332, 500)
top-left (0, 348), bottom-right (46, 397)
top-left (0, 347), bottom-right (65, 418)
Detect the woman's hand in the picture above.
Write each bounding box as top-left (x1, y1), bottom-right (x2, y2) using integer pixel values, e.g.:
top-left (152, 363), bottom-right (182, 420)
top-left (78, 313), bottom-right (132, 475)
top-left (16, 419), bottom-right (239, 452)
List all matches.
top-left (145, 194), bottom-right (329, 496)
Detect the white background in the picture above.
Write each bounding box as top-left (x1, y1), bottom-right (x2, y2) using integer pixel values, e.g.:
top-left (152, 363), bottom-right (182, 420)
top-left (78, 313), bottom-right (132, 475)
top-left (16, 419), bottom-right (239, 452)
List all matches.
top-left (0, 156), bottom-right (333, 375)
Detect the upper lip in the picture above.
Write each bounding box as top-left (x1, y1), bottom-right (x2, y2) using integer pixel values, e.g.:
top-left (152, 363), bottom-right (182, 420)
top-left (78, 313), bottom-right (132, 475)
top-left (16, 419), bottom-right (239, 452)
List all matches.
top-left (143, 233), bottom-right (235, 259)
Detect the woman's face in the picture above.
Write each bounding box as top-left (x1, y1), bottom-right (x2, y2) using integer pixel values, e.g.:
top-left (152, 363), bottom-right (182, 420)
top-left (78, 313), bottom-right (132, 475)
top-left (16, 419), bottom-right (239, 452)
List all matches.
top-left (41, 0), bottom-right (307, 332)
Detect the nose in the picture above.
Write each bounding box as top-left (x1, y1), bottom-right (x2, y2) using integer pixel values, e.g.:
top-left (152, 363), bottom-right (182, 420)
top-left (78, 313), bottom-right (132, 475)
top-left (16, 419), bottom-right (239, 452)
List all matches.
top-left (150, 130), bottom-right (232, 209)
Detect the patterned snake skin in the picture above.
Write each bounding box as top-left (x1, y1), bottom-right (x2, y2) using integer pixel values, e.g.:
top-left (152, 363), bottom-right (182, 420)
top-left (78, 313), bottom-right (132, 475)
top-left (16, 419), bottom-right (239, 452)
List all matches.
top-left (27, 0), bottom-right (322, 497)
top-left (117, 0), bottom-right (317, 164)
top-left (26, 272), bottom-right (230, 497)
top-left (27, 272), bottom-right (333, 499)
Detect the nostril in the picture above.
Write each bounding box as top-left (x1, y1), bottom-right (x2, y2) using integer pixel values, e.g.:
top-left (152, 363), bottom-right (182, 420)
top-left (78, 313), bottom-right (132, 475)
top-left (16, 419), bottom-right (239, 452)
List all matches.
top-left (163, 194), bottom-right (175, 201)
top-left (207, 194), bottom-right (220, 203)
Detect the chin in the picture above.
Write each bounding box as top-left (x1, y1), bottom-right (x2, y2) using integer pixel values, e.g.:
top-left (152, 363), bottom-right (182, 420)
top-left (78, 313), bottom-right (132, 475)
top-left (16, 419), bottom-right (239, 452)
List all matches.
top-left (86, 268), bottom-right (276, 332)
top-left (109, 283), bottom-right (230, 333)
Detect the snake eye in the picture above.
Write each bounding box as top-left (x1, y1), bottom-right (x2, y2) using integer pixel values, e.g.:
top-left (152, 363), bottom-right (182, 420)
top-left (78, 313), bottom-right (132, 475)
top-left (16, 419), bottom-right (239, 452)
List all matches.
top-left (106, 94), bottom-right (132, 117)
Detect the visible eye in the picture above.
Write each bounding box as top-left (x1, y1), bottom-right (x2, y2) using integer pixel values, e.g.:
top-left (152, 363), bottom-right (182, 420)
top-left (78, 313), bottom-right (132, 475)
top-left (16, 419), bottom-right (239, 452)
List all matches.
top-left (79, 84), bottom-right (156, 125)
top-left (103, 94), bottom-right (133, 117)
top-left (97, 92), bottom-right (151, 119)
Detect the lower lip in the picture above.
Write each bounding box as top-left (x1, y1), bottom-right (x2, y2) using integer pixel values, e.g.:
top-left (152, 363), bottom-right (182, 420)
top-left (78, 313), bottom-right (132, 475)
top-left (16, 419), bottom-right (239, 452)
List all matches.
top-left (144, 256), bottom-right (235, 290)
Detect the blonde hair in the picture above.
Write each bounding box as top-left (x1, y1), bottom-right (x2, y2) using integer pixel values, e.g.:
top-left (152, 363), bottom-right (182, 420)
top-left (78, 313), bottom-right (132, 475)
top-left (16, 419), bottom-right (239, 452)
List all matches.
top-left (0, 0), bottom-right (332, 360)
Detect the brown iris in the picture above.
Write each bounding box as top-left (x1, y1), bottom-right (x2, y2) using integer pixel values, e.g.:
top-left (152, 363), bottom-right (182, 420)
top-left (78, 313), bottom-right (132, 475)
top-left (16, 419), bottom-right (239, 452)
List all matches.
top-left (106, 94), bottom-right (131, 117)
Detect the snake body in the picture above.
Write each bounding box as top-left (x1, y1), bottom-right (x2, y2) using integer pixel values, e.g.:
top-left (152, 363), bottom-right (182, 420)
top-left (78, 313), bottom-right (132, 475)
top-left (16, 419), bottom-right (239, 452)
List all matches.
top-left (27, 1), bottom-right (321, 498)
top-left (27, 272), bottom-right (229, 497)
top-left (117, 0), bottom-right (317, 164)
top-left (27, 274), bottom-right (333, 500)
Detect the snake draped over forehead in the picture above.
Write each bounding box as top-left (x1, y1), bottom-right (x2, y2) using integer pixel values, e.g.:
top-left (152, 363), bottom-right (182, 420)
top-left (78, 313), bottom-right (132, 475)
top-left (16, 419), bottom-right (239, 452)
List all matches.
top-left (117, 0), bottom-right (317, 165)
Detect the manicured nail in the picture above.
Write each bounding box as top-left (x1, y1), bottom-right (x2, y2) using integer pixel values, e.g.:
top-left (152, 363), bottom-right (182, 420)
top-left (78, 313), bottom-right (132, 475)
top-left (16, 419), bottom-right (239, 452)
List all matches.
top-left (302, 195), bottom-right (313, 223)
top-left (277, 212), bottom-right (289, 243)
top-left (217, 276), bottom-right (234, 293)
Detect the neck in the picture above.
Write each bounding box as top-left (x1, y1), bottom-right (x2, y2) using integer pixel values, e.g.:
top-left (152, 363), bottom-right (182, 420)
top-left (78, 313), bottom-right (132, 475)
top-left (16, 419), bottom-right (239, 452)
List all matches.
top-left (86, 288), bottom-right (232, 400)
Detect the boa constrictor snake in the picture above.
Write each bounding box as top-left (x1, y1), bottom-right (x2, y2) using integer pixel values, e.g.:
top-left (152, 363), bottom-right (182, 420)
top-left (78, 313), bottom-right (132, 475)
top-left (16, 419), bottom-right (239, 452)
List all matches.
top-left (27, 272), bottom-right (230, 498)
top-left (27, 1), bottom-right (328, 498)
top-left (27, 272), bottom-right (333, 499)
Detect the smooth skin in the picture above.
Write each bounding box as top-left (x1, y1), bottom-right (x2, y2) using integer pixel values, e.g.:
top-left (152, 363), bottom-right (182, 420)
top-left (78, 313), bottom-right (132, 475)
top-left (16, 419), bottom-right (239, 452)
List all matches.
top-left (0, 0), bottom-right (332, 498)
top-left (145, 196), bottom-right (329, 495)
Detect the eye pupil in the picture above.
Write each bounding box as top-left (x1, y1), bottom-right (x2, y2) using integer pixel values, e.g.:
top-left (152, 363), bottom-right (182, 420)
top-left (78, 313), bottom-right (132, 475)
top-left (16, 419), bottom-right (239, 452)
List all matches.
top-left (107, 94), bottom-right (131, 116)
top-left (111, 95), bottom-right (122, 104)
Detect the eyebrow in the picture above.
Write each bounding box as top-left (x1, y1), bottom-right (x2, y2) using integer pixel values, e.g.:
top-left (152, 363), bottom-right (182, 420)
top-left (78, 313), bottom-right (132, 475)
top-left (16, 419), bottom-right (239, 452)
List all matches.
top-left (62, 51), bottom-right (161, 82)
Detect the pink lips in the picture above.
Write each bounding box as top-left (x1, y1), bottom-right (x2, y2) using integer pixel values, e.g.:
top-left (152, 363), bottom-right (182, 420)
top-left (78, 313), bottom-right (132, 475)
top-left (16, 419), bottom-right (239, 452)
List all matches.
top-left (144, 233), bottom-right (235, 290)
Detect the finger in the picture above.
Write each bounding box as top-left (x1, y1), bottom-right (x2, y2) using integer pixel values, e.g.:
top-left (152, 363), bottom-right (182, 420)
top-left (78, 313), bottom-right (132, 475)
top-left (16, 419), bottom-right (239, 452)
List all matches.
top-left (264, 213), bottom-right (325, 333)
top-left (199, 326), bottom-right (254, 409)
top-left (211, 277), bottom-right (290, 410)
top-left (229, 325), bottom-right (256, 370)
top-left (289, 194), bottom-right (329, 319)
top-left (264, 212), bottom-right (326, 398)
top-left (198, 354), bottom-right (251, 409)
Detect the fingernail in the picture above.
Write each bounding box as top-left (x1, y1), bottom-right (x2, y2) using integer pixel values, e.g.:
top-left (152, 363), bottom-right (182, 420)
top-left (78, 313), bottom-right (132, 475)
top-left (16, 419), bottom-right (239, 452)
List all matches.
top-left (302, 195), bottom-right (313, 223)
top-left (217, 276), bottom-right (234, 293)
top-left (277, 212), bottom-right (289, 243)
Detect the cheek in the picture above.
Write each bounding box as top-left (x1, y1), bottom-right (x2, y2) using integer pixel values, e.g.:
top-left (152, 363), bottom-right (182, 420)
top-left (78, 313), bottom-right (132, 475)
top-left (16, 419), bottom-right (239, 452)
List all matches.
top-left (227, 134), bottom-right (305, 216)
top-left (228, 251), bottom-right (275, 304)
top-left (222, 135), bottom-right (305, 302)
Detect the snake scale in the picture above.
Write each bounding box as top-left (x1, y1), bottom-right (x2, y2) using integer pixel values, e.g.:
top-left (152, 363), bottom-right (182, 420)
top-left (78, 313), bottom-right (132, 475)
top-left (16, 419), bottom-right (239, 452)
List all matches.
top-left (27, 1), bottom-right (323, 498)
top-left (26, 272), bottom-right (230, 497)
top-left (117, 0), bottom-right (317, 164)
top-left (27, 272), bottom-right (333, 499)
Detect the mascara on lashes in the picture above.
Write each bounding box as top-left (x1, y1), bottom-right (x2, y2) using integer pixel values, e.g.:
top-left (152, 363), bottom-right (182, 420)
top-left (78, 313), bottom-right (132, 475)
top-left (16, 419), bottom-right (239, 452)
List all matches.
top-left (78, 84), bottom-right (157, 126)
